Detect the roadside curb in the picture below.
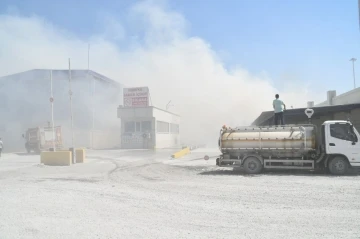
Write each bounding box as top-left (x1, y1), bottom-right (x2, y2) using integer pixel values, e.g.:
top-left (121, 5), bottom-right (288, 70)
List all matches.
top-left (171, 147), bottom-right (190, 159)
top-left (170, 145), bottom-right (206, 159)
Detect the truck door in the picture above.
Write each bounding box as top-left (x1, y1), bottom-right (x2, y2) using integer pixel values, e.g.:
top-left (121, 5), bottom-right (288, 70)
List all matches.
top-left (325, 123), bottom-right (360, 164)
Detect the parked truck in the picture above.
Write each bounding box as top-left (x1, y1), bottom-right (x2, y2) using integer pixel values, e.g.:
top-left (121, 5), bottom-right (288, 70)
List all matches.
top-left (22, 126), bottom-right (63, 153)
top-left (215, 109), bottom-right (360, 175)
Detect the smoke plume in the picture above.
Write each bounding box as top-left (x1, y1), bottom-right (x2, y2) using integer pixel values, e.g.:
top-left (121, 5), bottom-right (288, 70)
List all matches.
top-left (0, 0), bottom-right (321, 147)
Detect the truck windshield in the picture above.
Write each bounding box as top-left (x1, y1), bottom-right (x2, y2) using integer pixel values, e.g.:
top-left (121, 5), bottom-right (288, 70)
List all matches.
top-left (330, 124), bottom-right (358, 142)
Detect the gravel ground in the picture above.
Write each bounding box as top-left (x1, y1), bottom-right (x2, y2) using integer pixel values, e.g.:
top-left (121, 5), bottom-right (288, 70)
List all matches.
top-left (0, 148), bottom-right (360, 239)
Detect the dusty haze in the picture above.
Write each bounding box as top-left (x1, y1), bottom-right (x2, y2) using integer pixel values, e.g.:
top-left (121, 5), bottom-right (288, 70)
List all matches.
top-left (0, 70), bottom-right (122, 151)
top-left (0, 0), bottom-right (323, 147)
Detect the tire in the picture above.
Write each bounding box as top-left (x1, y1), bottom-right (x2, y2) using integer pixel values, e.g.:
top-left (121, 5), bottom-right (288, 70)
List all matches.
top-left (328, 156), bottom-right (349, 175)
top-left (243, 156), bottom-right (263, 174)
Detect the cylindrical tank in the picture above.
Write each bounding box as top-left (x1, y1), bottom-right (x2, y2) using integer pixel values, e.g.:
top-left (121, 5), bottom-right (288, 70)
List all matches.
top-left (220, 125), bottom-right (316, 157)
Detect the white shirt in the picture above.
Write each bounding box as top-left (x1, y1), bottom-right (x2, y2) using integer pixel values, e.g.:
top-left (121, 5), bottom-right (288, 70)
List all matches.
top-left (0, 140), bottom-right (3, 149)
top-left (273, 99), bottom-right (285, 113)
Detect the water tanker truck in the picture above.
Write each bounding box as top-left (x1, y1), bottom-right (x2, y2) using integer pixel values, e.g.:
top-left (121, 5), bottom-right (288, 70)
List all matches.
top-left (215, 109), bottom-right (360, 175)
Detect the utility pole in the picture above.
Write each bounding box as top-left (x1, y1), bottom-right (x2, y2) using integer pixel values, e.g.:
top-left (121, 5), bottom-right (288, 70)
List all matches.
top-left (68, 58), bottom-right (74, 153)
top-left (87, 44), bottom-right (94, 149)
top-left (50, 70), bottom-right (55, 151)
top-left (350, 58), bottom-right (357, 89)
top-left (87, 44), bottom-right (95, 149)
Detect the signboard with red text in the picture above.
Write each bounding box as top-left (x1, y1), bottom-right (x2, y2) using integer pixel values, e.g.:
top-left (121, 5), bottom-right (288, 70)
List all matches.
top-left (123, 87), bottom-right (149, 107)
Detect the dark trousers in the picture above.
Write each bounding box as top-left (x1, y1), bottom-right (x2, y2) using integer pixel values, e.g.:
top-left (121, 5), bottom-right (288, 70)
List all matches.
top-left (274, 112), bottom-right (284, 126)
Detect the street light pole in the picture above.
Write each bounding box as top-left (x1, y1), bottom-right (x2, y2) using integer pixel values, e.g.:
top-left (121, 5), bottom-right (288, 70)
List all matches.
top-left (358, 0), bottom-right (360, 31)
top-left (350, 58), bottom-right (357, 89)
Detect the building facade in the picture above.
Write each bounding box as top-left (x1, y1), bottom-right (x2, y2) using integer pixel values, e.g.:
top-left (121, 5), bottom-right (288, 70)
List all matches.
top-left (0, 69), bottom-right (123, 152)
top-left (252, 104), bottom-right (360, 129)
top-left (117, 106), bottom-right (180, 149)
top-left (253, 87), bottom-right (360, 131)
top-left (315, 89), bottom-right (360, 107)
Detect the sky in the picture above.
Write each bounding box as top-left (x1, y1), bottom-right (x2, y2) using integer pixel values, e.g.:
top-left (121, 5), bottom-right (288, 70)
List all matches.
top-left (0, 0), bottom-right (359, 144)
top-left (1, 0), bottom-right (359, 94)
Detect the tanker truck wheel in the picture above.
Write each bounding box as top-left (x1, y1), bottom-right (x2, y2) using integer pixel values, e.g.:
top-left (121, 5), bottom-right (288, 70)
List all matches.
top-left (243, 157), bottom-right (263, 174)
top-left (328, 156), bottom-right (349, 175)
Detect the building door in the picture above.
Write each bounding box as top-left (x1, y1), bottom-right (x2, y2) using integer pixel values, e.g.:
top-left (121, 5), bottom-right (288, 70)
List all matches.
top-left (141, 121), bottom-right (153, 149)
top-left (122, 120), bottom-right (153, 149)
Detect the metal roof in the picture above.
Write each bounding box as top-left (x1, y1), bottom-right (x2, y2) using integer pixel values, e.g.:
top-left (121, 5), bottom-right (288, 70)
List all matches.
top-left (252, 103), bottom-right (360, 126)
top-left (0, 69), bottom-right (122, 87)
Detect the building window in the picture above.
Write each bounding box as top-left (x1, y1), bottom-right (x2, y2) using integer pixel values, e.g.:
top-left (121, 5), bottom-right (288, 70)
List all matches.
top-left (125, 121), bottom-right (135, 133)
top-left (170, 123), bottom-right (179, 134)
top-left (126, 121), bottom-right (152, 133)
top-left (141, 121), bottom-right (152, 132)
top-left (136, 122), bottom-right (141, 132)
top-left (157, 121), bottom-right (169, 133)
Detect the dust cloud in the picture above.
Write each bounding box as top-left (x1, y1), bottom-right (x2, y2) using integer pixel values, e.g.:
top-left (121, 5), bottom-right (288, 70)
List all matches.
top-left (0, 70), bottom-right (121, 152)
top-left (0, 0), bottom-right (322, 147)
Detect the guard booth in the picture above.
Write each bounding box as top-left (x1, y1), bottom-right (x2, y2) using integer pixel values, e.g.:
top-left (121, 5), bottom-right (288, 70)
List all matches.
top-left (117, 106), bottom-right (181, 149)
top-left (119, 87), bottom-right (180, 149)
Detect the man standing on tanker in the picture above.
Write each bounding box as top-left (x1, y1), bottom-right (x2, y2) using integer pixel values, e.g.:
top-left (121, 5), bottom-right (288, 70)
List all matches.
top-left (273, 94), bottom-right (286, 126)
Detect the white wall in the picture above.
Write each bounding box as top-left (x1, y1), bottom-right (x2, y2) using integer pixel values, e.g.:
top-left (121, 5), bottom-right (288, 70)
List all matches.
top-left (153, 108), bottom-right (180, 124)
top-left (92, 130), bottom-right (121, 149)
top-left (315, 88), bottom-right (360, 107)
top-left (153, 107), bottom-right (181, 149)
top-left (61, 128), bottom-right (121, 149)
top-left (155, 133), bottom-right (180, 149)
top-left (117, 107), bottom-right (153, 118)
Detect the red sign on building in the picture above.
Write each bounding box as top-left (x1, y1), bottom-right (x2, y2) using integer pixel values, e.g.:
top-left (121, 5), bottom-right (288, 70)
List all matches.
top-left (123, 87), bottom-right (149, 108)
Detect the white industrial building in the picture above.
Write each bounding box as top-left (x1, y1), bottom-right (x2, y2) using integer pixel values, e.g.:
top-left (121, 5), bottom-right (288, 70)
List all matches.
top-left (117, 106), bottom-right (180, 149)
top-left (305, 88), bottom-right (360, 108)
top-left (254, 87), bottom-right (360, 131)
top-left (0, 69), bottom-right (123, 152)
top-left (313, 88), bottom-right (360, 107)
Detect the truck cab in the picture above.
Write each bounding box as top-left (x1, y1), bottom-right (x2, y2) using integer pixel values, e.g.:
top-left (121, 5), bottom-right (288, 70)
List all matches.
top-left (23, 127), bottom-right (41, 153)
top-left (323, 120), bottom-right (360, 173)
top-left (23, 126), bottom-right (63, 154)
